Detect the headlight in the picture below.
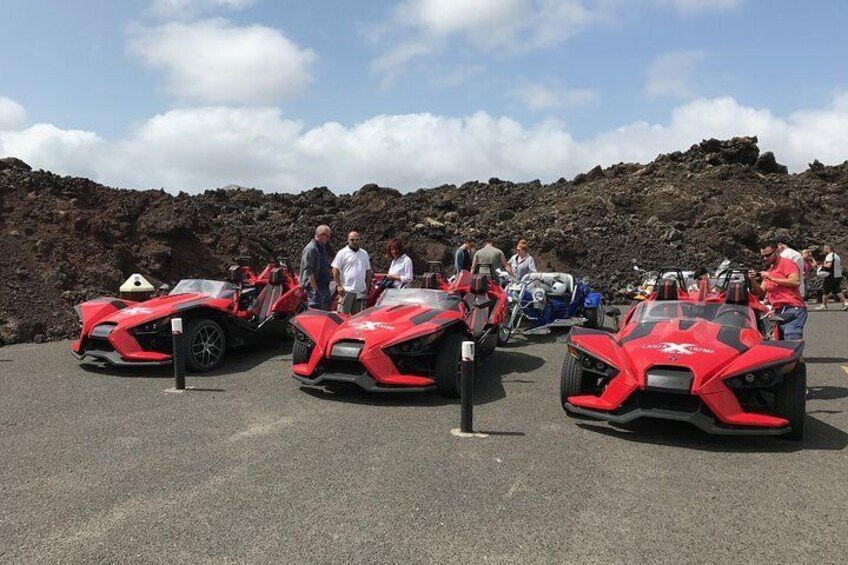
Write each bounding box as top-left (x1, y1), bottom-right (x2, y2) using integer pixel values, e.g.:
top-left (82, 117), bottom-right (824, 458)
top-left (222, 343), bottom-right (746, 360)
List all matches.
top-left (568, 345), bottom-right (618, 377)
top-left (131, 317), bottom-right (172, 335)
top-left (532, 288), bottom-right (546, 303)
top-left (387, 330), bottom-right (443, 355)
top-left (725, 363), bottom-right (795, 389)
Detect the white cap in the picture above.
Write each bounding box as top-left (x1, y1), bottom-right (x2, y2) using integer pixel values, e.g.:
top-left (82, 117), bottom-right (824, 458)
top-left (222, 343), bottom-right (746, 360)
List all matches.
top-left (119, 273), bottom-right (155, 293)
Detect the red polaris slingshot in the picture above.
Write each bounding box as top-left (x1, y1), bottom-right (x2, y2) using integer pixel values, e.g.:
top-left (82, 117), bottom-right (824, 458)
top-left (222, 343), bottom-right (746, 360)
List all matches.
top-left (290, 263), bottom-right (508, 397)
top-left (561, 269), bottom-right (806, 439)
top-left (72, 259), bottom-right (306, 372)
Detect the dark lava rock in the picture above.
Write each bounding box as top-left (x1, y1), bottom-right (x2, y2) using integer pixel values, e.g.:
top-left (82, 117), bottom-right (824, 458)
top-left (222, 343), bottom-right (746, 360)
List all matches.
top-left (0, 157), bottom-right (32, 172)
top-left (754, 152), bottom-right (789, 174)
top-left (1, 135), bottom-right (847, 344)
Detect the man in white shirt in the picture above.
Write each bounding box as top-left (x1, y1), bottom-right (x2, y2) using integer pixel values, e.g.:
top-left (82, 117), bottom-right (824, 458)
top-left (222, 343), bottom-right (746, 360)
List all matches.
top-left (817, 244), bottom-right (848, 311)
top-left (331, 231), bottom-right (373, 314)
top-left (777, 240), bottom-right (806, 299)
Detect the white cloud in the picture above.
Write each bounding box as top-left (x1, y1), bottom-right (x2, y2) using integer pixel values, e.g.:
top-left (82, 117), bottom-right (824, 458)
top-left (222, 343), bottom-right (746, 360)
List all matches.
top-left (645, 50), bottom-right (708, 99)
top-left (148, 0), bottom-right (255, 19)
top-left (374, 0), bottom-right (607, 75)
top-left (662, 0), bottom-right (745, 15)
top-left (0, 96), bottom-right (27, 130)
top-left (127, 18), bottom-right (317, 105)
top-left (3, 95), bottom-right (848, 193)
top-left (508, 83), bottom-right (598, 110)
top-left (0, 123), bottom-right (104, 177)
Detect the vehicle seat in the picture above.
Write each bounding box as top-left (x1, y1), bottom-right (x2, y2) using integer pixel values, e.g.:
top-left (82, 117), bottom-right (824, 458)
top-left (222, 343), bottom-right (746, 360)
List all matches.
top-left (655, 279), bottom-right (678, 300)
top-left (251, 268), bottom-right (285, 324)
top-left (725, 282), bottom-right (749, 305)
top-left (465, 274), bottom-right (494, 307)
top-left (422, 272), bottom-right (443, 289)
top-left (228, 265), bottom-right (243, 285)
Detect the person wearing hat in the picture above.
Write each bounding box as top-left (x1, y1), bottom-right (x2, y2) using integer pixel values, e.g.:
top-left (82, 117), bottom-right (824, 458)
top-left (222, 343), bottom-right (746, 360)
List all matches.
top-left (508, 239), bottom-right (537, 281)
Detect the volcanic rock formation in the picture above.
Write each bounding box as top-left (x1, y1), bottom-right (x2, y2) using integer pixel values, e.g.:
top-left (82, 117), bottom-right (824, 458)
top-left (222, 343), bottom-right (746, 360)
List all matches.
top-left (1, 136), bottom-right (847, 344)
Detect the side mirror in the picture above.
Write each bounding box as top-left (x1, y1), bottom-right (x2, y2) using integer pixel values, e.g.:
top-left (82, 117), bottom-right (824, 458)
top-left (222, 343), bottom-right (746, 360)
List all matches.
top-left (158, 283), bottom-right (171, 295)
top-left (605, 306), bottom-right (622, 317)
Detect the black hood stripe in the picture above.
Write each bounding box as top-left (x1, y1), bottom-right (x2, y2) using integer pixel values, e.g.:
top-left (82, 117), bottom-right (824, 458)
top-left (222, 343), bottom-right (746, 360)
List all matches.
top-left (620, 322), bottom-right (657, 344)
top-left (411, 309), bottom-right (441, 325)
top-left (717, 325), bottom-right (747, 353)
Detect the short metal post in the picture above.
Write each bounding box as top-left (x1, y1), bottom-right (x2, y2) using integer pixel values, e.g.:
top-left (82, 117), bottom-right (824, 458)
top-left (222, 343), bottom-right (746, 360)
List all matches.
top-left (460, 341), bottom-right (475, 433)
top-left (171, 318), bottom-right (185, 390)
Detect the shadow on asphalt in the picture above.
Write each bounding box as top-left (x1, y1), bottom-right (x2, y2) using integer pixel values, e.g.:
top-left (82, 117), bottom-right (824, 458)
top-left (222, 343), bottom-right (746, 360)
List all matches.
top-left (298, 348), bottom-right (545, 407)
top-left (807, 386), bottom-right (848, 400)
top-left (575, 415), bottom-right (848, 452)
top-left (805, 356), bottom-right (848, 364)
top-left (78, 339), bottom-right (293, 380)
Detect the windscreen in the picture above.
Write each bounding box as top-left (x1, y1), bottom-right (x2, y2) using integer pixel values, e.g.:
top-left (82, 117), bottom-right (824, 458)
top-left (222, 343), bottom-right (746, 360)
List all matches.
top-left (633, 300), bottom-right (756, 329)
top-left (376, 288), bottom-right (453, 308)
top-left (169, 279), bottom-right (235, 299)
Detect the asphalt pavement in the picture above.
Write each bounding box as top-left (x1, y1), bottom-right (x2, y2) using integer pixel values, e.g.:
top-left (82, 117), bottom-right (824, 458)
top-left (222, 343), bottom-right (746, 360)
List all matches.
top-left (1, 310), bottom-right (847, 564)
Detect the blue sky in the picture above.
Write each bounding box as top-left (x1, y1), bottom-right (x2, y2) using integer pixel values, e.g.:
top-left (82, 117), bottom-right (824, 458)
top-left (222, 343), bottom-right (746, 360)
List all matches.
top-left (1, 0), bottom-right (847, 193)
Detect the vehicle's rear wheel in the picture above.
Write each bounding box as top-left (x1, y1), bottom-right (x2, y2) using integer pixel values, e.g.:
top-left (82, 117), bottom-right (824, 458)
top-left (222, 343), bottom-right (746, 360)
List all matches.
top-left (584, 306), bottom-right (602, 329)
top-left (292, 339), bottom-right (311, 365)
top-left (435, 332), bottom-right (464, 398)
top-left (560, 354), bottom-right (596, 413)
top-left (775, 362), bottom-right (806, 440)
top-left (185, 318), bottom-right (226, 372)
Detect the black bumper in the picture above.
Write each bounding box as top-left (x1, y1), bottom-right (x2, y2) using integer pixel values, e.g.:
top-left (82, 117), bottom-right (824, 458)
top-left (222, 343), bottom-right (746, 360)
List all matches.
top-left (73, 349), bottom-right (172, 367)
top-left (293, 372), bottom-right (436, 393)
top-left (563, 402), bottom-right (791, 436)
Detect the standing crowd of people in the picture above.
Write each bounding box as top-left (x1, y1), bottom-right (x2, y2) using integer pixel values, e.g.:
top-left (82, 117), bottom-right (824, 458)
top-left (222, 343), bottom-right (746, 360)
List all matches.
top-left (301, 227), bottom-right (540, 314)
top-left (299, 225), bottom-right (846, 341)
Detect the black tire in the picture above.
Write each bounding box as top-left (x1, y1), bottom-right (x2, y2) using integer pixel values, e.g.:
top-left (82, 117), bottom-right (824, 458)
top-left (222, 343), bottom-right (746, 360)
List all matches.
top-left (584, 307), bottom-right (601, 329)
top-left (184, 318), bottom-right (226, 372)
top-left (435, 332), bottom-right (464, 398)
top-left (497, 324), bottom-right (511, 346)
top-left (292, 339), bottom-right (311, 365)
top-left (560, 354), bottom-right (601, 416)
top-left (775, 362), bottom-right (806, 440)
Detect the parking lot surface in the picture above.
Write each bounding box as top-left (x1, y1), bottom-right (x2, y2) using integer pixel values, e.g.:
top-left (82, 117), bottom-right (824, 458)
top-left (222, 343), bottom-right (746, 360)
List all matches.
top-left (1, 311), bottom-right (847, 564)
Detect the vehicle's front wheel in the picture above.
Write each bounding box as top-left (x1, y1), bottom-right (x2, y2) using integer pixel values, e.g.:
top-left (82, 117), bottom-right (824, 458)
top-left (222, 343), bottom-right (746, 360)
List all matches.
top-left (775, 362), bottom-right (806, 440)
top-left (435, 332), bottom-right (465, 398)
top-left (184, 318), bottom-right (226, 372)
top-left (497, 324), bottom-right (512, 346)
top-left (560, 354), bottom-right (596, 412)
top-left (292, 339), bottom-right (311, 365)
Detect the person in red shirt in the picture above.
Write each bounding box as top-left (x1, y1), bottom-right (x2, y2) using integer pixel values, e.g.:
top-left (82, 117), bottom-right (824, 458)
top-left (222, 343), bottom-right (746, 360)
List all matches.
top-left (747, 241), bottom-right (807, 340)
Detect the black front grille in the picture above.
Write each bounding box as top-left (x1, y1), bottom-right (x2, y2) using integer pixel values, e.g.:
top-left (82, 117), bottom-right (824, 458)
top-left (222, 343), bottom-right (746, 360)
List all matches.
top-left (323, 359), bottom-right (367, 376)
top-left (87, 337), bottom-right (116, 353)
top-left (629, 390), bottom-right (702, 413)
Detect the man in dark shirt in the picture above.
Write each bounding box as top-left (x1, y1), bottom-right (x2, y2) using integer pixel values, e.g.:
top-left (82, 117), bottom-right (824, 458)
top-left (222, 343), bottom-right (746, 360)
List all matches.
top-left (454, 236), bottom-right (475, 274)
top-left (300, 225), bottom-right (332, 309)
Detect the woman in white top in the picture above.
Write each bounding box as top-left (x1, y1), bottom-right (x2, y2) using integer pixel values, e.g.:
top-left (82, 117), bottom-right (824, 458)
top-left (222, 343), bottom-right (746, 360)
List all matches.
top-left (508, 239), bottom-right (537, 281)
top-left (385, 238), bottom-right (414, 288)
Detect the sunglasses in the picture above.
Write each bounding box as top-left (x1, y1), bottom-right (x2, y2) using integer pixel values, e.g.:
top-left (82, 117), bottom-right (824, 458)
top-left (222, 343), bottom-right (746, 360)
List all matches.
top-left (760, 250), bottom-right (775, 259)
top-left (349, 238), bottom-right (360, 242)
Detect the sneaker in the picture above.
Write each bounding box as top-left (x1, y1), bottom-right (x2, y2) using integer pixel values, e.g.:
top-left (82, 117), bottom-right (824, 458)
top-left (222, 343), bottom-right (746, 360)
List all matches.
top-left (814, 304), bottom-right (827, 310)
top-left (843, 303), bottom-right (848, 311)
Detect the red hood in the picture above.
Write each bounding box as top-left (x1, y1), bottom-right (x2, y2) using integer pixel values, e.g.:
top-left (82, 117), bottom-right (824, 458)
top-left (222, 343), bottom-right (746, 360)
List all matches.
top-left (79, 293), bottom-right (227, 332)
top-left (327, 304), bottom-right (464, 349)
top-left (618, 319), bottom-right (761, 386)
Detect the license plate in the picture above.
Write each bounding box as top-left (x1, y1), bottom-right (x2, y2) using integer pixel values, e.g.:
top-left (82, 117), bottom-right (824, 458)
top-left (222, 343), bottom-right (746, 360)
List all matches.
top-left (646, 369), bottom-right (693, 392)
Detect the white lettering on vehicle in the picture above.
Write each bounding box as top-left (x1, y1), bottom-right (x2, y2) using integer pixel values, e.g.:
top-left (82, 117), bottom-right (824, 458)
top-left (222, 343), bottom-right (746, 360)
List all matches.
top-left (642, 342), bottom-right (715, 355)
top-left (118, 306), bottom-right (154, 317)
top-left (348, 321), bottom-right (394, 332)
